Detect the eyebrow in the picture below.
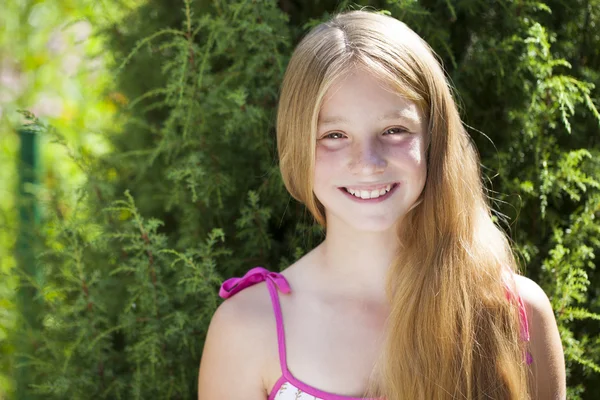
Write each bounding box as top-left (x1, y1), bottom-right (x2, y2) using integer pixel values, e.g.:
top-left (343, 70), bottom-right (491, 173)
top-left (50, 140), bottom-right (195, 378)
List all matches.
top-left (318, 109), bottom-right (420, 125)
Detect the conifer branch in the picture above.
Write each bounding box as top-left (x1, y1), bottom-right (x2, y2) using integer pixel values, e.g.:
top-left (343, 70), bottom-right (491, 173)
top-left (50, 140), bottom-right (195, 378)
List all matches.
top-left (115, 29), bottom-right (187, 76)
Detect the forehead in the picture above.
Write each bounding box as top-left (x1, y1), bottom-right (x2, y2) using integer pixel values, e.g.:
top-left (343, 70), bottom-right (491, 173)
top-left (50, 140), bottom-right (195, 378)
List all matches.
top-left (318, 70), bottom-right (424, 125)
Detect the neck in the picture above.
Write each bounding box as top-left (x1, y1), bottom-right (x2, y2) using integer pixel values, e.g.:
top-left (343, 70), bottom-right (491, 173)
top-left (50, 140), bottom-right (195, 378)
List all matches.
top-left (313, 218), bottom-right (400, 303)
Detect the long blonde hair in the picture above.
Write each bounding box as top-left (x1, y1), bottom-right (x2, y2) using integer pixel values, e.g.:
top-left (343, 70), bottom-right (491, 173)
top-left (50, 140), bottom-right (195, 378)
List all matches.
top-left (276, 10), bottom-right (530, 400)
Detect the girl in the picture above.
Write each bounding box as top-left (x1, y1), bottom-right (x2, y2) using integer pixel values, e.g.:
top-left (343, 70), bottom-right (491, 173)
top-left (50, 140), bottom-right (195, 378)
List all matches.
top-left (198, 10), bottom-right (566, 400)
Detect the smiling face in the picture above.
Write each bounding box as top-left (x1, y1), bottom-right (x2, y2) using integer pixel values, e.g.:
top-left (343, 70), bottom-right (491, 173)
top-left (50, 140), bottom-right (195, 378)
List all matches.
top-left (314, 69), bottom-right (428, 232)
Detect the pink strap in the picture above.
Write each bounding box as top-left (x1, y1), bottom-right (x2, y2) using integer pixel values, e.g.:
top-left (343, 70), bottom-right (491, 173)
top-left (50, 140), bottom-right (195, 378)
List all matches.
top-left (219, 267), bottom-right (291, 373)
top-left (517, 295), bottom-right (534, 365)
top-left (504, 278), bottom-right (533, 365)
top-left (503, 283), bottom-right (531, 342)
top-left (517, 295), bottom-right (530, 342)
top-left (219, 266), bottom-right (291, 298)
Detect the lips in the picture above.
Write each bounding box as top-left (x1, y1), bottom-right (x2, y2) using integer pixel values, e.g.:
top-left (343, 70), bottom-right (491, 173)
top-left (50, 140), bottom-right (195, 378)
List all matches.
top-left (339, 182), bottom-right (400, 203)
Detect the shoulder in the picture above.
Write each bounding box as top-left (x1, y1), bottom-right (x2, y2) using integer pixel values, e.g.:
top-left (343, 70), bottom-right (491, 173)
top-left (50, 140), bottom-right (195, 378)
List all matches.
top-left (198, 280), bottom-right (276, 399)
top-left (512, 274), bottom-right (564, 337)
top-left (513, 274), bottom-right (567, 399)
top-left (513, 274), bottom-right (552, 312)
top-left (214, 278), bottom-right (275, 329)
top-left (210, 278), bottom-right (276, 348)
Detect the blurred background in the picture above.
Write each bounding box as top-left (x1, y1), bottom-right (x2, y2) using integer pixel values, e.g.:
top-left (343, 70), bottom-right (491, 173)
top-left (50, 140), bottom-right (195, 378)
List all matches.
top-left (1, 0), bottom-right (599, 399)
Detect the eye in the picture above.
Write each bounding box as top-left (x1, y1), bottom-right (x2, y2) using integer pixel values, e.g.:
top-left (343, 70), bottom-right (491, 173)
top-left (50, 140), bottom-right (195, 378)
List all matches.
top-left (383, 127), bottom-right (409, 135)
top-left (321, 132), bottom-right (346, 140)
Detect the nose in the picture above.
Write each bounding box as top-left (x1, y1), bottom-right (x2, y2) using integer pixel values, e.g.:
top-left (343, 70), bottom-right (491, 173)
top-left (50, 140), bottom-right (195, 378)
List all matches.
top-left (348, 139), bottom-right (387, 176)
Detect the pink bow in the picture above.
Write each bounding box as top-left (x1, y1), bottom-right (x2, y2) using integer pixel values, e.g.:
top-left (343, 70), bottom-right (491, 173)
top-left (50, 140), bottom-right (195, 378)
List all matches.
top-left (219, 266), bottom-right (291, 299)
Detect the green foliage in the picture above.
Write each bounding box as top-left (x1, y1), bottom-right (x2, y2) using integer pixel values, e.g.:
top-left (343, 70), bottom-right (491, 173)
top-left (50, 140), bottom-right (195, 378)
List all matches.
top-left (0, 1), bottom-right (144, 396)
top-left (2, 0), bottom-right (600, 399)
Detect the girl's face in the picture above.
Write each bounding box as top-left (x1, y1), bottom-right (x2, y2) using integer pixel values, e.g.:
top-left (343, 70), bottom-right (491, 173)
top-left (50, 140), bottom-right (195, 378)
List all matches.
top-left (314, 70), bottom-right (428, 232)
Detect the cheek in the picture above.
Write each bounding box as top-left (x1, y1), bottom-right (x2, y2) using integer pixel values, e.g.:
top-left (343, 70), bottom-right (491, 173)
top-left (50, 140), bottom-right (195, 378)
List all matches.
top-left (315, 145), bottom-right (344, 174)
top-left (387, 136), bottom-right (427, 167)
top-left (314, 147), bottom-right (334, 186)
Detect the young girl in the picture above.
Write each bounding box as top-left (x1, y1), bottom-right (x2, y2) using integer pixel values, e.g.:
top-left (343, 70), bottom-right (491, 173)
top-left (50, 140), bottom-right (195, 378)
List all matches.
top-left (198, 10), bottom-right (566, 400)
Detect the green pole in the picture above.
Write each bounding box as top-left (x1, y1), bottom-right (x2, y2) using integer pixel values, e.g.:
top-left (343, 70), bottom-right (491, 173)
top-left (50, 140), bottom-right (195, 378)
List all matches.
top-left (15, 121), bottom-right (41, 400)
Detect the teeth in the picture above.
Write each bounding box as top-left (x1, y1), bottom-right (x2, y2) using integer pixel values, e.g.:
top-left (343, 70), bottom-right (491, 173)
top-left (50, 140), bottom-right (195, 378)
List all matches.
top-left (345, 184), bottom-right (393, 199)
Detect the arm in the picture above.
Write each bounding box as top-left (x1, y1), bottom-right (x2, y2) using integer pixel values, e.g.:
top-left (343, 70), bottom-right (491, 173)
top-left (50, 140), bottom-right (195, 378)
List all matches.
top-left (514, 274), bottom-right (567, 400)
top-left (198, 297), bottom-right (268, 399)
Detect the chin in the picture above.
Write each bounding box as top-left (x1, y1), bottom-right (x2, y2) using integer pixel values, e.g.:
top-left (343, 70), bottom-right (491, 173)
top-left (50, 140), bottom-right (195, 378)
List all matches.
top-left (329, 213), bottom-right (402, 233)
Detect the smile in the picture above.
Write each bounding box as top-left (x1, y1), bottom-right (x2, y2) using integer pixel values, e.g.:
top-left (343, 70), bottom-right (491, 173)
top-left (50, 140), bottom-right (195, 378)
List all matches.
top-left (339, 183), bottom-right (400, 203)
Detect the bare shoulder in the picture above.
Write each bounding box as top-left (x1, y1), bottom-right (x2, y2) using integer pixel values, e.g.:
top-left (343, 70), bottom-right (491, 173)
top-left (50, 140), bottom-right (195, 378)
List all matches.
top-left (197, 281), bottom-right (275, 399)
top-left (513, 274), bottom-right (553, 312)
top-left (513, 274), bottom-right (567, 399)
